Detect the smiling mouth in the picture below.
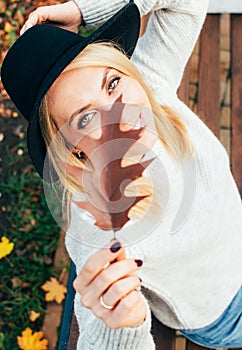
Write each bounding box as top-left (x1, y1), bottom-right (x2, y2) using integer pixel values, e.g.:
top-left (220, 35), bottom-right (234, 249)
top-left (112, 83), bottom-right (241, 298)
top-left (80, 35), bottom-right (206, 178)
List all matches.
top-left (132, 114), bottom-right (146, 130)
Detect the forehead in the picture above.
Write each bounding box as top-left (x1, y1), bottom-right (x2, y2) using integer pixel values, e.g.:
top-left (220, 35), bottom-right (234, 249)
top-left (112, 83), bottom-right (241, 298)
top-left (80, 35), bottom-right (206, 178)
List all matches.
top-left (49, 66), bottom-right (107, 96)
top-left (46, 66), bottom-right (108, 121)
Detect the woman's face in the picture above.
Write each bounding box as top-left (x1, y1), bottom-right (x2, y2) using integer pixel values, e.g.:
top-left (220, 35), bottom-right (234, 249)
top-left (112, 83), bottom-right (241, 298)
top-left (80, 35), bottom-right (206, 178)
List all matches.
top-left (47, 66), bottom-right (157, 160)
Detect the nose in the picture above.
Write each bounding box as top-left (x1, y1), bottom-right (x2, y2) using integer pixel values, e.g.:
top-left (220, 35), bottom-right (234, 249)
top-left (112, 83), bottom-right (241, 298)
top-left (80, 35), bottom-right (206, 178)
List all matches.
top-left (93, 94), bottom-right (144, 132)
top-left (96, 93), bottom-right (123, 111)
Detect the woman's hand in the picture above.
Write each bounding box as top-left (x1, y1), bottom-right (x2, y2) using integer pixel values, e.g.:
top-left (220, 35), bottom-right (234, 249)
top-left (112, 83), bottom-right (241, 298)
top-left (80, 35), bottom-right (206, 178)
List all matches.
top-left (21, 1), bottom-right (150, 38)
top-left (73, 240), bottom-right (146, 329)
top-left (20, 1), bottom-right (82, 35)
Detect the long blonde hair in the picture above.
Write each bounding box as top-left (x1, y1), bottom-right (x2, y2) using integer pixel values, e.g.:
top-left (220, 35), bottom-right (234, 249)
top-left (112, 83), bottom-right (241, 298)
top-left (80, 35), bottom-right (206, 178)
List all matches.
top-left (39, 42), bottom-right (193, 225)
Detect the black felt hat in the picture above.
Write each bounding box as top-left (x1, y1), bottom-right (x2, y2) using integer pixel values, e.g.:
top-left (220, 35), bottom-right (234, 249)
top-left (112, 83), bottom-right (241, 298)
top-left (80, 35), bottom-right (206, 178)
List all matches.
top-left (1, 1), bottom-right (140, 179)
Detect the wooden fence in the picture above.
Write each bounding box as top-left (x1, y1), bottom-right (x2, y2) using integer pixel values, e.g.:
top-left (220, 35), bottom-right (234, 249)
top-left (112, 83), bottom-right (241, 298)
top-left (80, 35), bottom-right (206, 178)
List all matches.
top-left (178, 13), bottom-right (242, 197)
top-left (58, 12), bottom-right (242, 350)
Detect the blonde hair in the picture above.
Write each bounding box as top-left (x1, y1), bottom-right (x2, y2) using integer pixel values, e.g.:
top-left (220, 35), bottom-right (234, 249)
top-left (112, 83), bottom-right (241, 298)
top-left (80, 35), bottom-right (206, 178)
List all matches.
top-left (39, 42), bottom-right (193, 226)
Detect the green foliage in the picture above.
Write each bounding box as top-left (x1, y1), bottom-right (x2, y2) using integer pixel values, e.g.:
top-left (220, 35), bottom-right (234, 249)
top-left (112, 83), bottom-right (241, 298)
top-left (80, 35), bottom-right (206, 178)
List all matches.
top-left (0, 137), bottom-right (60, 350)
top-left (79, 26), bottom-right (97, 37)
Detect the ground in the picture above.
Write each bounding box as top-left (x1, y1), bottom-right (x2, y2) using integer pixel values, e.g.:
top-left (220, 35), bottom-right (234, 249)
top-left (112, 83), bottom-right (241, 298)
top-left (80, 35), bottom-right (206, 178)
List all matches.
top-left (0, 3), bottom-right (69, 349)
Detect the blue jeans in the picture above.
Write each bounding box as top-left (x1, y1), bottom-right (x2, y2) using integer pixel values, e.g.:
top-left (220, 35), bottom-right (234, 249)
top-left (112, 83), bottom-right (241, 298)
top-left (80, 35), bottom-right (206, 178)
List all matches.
top-left (180, 286), bottom-right (242, 348)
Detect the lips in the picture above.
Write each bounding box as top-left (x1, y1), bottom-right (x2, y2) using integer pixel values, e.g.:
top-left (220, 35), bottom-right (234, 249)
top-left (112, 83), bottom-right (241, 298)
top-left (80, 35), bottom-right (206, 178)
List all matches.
top-left (131, 113), bottom-right (146, 130)
top-left (119, 114), bottom-right (145, 132)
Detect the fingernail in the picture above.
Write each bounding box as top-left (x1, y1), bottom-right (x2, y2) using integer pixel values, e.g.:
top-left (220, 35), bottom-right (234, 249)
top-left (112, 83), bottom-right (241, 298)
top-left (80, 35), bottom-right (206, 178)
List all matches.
top-left (139, 277), bottom-right (142, 283)
top-left (134, 259), bottom-right (143, 267)
top-left (110, 241), bottom-right (121, 253)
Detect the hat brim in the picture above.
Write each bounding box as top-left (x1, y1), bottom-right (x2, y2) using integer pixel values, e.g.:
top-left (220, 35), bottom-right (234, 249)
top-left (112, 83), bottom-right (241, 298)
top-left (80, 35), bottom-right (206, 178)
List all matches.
top-left (27, 2), bottom-right (140, 180)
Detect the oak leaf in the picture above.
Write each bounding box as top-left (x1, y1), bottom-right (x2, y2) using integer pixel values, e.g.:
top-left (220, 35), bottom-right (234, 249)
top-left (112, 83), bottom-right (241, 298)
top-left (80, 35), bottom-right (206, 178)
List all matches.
top-left (69, 102), bottom-right (155, 232)
top-left (17, 327), bottom-right (48, 350)
top-left (41, 277), bottom-right (67, 304)
top-left (0, 236), bottom-right (14, 259)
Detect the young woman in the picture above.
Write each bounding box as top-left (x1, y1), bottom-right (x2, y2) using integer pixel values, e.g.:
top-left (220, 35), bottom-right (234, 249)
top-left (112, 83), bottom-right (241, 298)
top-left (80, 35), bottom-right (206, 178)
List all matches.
top-left (2, 1), bottom-right (242, 349)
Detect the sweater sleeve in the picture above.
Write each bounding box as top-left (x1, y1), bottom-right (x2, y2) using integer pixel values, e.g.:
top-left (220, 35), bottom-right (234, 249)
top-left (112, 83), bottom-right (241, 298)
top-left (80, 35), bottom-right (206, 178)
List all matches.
top-left (65, 229), bottom-right (156, 349)
top-left (73, 0), bottom-right (209, 92)
top-left (73, 0), bottom-right (156, 26)
top-left (75, 291), bottom-right (156, 349)
top-left (132, 0), bottom-right (209, 93)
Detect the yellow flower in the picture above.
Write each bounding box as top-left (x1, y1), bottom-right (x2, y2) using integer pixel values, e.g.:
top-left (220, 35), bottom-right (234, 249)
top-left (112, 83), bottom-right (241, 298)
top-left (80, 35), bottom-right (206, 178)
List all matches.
top-left (0, 236), bottom-right (14, 259)
top-left (17, 328), bottom-right (48, 350)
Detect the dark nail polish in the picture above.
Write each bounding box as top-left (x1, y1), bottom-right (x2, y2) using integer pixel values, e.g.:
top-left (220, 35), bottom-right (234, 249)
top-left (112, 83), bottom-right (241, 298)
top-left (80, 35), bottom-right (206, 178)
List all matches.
top-left (139, 277), bottom-right (142, 283)
top-left (110, 241), bottom-right (121, 253)
top-left (135, 259), bottom-right (143, 267)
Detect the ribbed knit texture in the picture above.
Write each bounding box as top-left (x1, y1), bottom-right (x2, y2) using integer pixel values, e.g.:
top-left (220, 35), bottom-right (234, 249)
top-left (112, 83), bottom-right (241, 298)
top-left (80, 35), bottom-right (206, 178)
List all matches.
top-left (75, 292), bottom-right (154, 349)
top-left (66, 1), bottom-right (242, 348)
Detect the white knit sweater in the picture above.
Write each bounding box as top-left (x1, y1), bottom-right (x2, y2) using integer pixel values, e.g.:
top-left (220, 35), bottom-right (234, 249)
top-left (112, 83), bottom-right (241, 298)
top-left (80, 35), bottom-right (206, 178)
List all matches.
top-left (65, 1), bottom-right (242, 349)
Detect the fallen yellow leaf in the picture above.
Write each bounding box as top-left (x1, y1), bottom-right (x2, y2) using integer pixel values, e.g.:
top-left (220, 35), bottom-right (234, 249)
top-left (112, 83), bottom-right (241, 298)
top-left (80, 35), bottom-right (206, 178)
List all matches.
top-left (4, 22), bottom-right (12, 33)
top-left (41, 277), bottom-right (67, 304)
top-left (29, 311), bottom-right (41, 322)
top-left (17, 327), bottom-right (48, 350)
top-left (0, 236), bottom-right (14, 259)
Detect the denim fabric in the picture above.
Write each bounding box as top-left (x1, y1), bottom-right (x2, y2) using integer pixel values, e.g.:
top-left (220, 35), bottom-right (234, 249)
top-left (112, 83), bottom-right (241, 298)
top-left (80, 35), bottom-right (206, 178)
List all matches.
top-left (180, 286), bottom-right (242, 348)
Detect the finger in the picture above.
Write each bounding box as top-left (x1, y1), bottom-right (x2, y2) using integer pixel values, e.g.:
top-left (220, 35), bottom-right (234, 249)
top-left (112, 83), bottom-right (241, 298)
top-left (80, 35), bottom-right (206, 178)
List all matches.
top-left (20, 6), bottom-right (58, 35)
top-left (101, 275), bottom-right (141, 307)
top-left (33, 3), bottom-right (77, 24)
top-left (80, 259), bottom-right (142, 307)
top-left (20, 23), bottom-right (32, 35)
top-left (105, 289), bottom-right (145, 329)
top-left (73, 240), bottom-right (126, 293)
top-left (20, 14), bottom-right (38, 35)
top-left (28, 6), bottom-right (57, 23)
top-left (20, 10), bottom-right (46, 35)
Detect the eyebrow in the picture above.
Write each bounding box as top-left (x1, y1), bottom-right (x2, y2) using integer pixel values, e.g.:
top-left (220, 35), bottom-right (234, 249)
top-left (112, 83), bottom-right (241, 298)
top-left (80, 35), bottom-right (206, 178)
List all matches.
top-left (69, 104), bottom-right (91, 125)
top-left (101, 67), bottom-right (111, 90)
top-left (69, 68), bottom-right (111, 125)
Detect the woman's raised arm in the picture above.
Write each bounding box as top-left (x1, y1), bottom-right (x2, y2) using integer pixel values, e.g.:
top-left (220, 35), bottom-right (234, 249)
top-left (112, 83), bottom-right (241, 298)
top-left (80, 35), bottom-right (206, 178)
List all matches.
top-left (131, 0), bottom-right (210, 95)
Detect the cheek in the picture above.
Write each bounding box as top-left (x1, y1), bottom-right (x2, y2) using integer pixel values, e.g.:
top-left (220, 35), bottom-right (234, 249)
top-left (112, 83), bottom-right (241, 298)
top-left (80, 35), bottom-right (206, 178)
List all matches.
top-left (123, 80), bottom-right (150, 107)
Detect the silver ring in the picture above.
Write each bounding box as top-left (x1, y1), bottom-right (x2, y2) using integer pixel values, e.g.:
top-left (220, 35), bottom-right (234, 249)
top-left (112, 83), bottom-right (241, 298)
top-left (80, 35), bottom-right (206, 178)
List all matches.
top-left (99, 295), bottom-right (114, 310)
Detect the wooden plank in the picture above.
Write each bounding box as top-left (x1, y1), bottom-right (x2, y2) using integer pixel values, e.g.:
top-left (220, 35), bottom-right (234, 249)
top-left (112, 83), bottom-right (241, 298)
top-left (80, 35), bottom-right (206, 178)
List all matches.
top-left (208, 0), bottom-right (242, 14)
top-left (231, 14), bottom-right (242, 196)
top-left (151, 314), bottom-right (176, 350)
top-left (178, 58), bottom-right (191, 105)
top-left (186, 340), bottom-right (215, 350)
top-left (197, 14), bottom-right (221, 137)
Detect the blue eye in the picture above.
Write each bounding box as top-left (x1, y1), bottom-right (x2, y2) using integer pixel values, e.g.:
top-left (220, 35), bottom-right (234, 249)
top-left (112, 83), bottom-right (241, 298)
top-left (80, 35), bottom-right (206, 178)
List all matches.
top-left (77, 111), bottom-right (95, 129)
top-left (107, 76), bottom-right (121, 94)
